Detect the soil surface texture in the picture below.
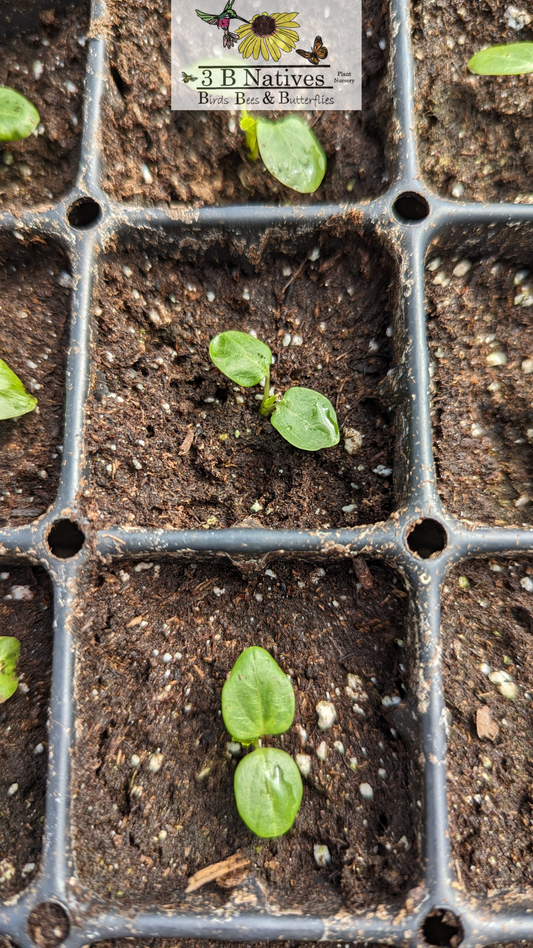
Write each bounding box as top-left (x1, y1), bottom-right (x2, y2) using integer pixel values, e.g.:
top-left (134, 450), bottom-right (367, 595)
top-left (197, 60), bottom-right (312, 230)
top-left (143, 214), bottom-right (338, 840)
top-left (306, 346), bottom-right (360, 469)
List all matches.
top-left (73, 558), bottom-right (418, 910)
top-left (83, 230), bottom-right (396, 530)
top-left (0, 566), bottom-right (53, 898)
top-left (101, 0), bottom-right (390, 205)
top-left (0, 238), bottom-right (71, 527)
top-left (414, 0), bottom-right (533, 203)
top-left (442, 558), bottom-right (533, 896)
top-left (0, 2), bottom-right (90, 210)
top-left (427, 254), bottom-right (533, 526)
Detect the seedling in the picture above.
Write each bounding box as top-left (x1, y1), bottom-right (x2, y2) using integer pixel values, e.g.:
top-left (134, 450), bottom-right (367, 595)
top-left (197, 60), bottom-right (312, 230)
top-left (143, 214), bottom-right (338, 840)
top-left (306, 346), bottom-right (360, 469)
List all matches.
top-left (0, 360), bottom-right (38, 420)
top-left (0, 87), bottom-right (40, 141)
top-left (209, 330), bottom-right (339, 451)
top-left (240, 110), bottom-right (326, 194)
top-left (0, 637), bottom-right (21, 704)
top-left (468, 42), bottom-right (533, 75)
top-left (222, 646), bottom-right (302, 838)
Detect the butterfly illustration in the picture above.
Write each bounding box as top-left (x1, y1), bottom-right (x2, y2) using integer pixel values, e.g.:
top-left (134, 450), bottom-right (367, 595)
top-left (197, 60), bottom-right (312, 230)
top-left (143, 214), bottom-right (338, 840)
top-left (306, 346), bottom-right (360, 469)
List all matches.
top-left (182, 71), bottom-right (199, 83)
top-left (296, 35), bottom-right (328, 65)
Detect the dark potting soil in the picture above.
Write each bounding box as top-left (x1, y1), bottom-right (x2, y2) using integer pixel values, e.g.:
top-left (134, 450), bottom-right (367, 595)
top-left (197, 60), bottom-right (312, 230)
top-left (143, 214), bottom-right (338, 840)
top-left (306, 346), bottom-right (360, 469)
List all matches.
top-left (442, 558), bottom-right (533, 897)
top-left (413, 0), bottom-right (533, 203)
top-left (72, 558), bottom-right (418, 911)
top-left (426, 255), bottom-right (533, 526)
top-left (101, 0), bottom-right (390, 205)
top-left (82, 230), bottom-right (396, 531)
top-left (0, 566), bottom-right (53, 898)
top-left (0, 2), bottom-right (90, 210)
top-left (0, 238), bottom-right (71, 527)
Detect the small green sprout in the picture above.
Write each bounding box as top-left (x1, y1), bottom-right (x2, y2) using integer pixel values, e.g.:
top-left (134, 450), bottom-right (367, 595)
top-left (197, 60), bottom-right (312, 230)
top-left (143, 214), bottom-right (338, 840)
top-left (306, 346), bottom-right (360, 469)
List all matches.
top-left (209, 330), bottom-right (339, 451)
top-left (0, 637), bottom-right (21, 704)
top-left (222, 646), bottom-right (302, 838)
top-left (0, 359), bottom-right (38, 420)
top-left (468, 42), bottom-right (533, 75)
top-left (0, 87), bottom-right (40, 142)
top-left (240, 110), bottom-right (326, 194)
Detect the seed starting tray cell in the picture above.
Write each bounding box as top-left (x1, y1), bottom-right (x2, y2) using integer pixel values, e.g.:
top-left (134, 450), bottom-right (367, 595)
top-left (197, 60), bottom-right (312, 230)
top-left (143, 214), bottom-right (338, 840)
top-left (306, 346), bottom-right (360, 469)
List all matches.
top-left (0, 0), bottom-right (532, 946)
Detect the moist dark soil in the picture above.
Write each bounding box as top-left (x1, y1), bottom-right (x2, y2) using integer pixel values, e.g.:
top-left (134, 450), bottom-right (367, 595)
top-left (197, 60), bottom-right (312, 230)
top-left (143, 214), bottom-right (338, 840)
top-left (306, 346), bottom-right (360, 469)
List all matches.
top-left (0, 238), bottom-right (71, 526)
top-left (0, 2), bottom-right (90, 210)
top-left (82, 229), bottom-right (396, 531)
top-left (442, 558), bottom-right (533, 896)
top-left (101, 0), bottom-right (390, 205)
top-left (0, 566), bottom-right (53, 898)
top-left (426, 254), bottom-right (533, 526)
top-left (413, 0), bottom-right (533, 203)
top-left (72, 557), bottom-right (418, 910)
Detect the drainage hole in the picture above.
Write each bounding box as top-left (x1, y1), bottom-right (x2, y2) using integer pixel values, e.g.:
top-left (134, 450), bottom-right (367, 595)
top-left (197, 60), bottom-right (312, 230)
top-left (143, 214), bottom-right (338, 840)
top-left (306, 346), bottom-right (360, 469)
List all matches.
top-left (67, 197), bottom-right (101, 228)
top-left (28, 902), bottom-right (70, 948)
top-left (407, 518), bottom-right (447, 558)
top-left (47, 519), bottom-right (85, 558)
top-left (393, 191), bottom-right (429, 222)
top-left (422, 908), bottom-right (463, 948)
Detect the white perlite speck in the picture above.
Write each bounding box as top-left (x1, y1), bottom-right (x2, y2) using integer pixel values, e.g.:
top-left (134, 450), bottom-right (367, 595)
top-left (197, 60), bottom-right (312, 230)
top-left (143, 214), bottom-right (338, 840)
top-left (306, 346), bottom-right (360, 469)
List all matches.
top-left (520, 576), bottom-right (533, 592)
top-left (316, 700), bottom-right (337, 730)
top-left (504, 5), bottom-right (531, 29)
top-left (149, 753), bottom-right (164, 773)
top-left (227, 742), bottom-right (242, 756)
top-left (359, 782), bottom-right (374, 800)
top-left (141, 163), bottom-right (153, 184)
top-left (7, 783), bottom-right (18, 796)
top-left (521, 358), bottom-right (533, 374)
top-left (316, 741), bottom-right (328, 761)
top-left (343, 427), bottom-right (363, 456)
top-left (453, 259), bottom-right (472, 277)
top-left (296, 753), bottom-right (312, 776)
top-left (486, 352), bottom-right (507, 367)
top-left (451, 182), bottom-right (464, 198)
top-left (313, 844), bottom-right (331, 867)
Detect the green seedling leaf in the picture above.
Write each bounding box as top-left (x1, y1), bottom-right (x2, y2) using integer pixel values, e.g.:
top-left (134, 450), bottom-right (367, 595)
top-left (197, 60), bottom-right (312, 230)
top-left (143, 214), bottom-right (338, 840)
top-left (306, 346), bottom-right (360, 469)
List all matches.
top-left (209, 331), bottom-right (272, 388)
top-left (240, 109), bottom-right (259, 161)
top-left (0, 637), bottom-right (20, 704)
top-left (0, 87), bottom-right (40, 141)
top-left (0, 359), bottom-right (38, 420)
top-left (468, 42), bottom-right (533, 75)
top-left (256, 115), bottom-right (326, 194)
top-left (234, 747), bottom-right (303, 838)
top-left (271, 387), bottom-right (340, 451)
top-left (222, 646), bottom-right (295, 743)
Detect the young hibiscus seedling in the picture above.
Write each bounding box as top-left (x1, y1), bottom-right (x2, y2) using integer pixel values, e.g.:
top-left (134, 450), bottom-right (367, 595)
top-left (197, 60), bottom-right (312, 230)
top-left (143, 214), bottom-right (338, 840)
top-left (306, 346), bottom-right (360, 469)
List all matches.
top-left (240, 110), bottom-right (326, 194)
top-left (209, 330), bottom-right (339, 451)
top-left (0, 87), bottom-right (40, 142)
top-left (0, 637), bottom-right (21, 704)
top-left (222, 646), bottom-right (302, 838)
top-left (0, 359), bottom-right (38, 420)
top-left (468, 42), bottom-right (533, 75)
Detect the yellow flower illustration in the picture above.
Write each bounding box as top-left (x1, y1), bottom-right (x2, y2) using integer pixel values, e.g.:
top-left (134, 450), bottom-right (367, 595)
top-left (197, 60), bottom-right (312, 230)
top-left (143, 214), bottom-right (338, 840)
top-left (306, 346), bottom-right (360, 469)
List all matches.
top-left (237, 11), bottom-right (300, 62)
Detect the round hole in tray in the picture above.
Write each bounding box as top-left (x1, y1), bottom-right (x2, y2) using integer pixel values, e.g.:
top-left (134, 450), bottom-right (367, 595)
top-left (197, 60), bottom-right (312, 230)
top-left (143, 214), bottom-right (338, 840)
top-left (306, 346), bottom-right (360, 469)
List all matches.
top-left (28, 902), bottom-right (70, 948)
top-left (393, 191), bottom-right (430, 222)
top-left (67, 197), bottom-right (101, 228)
top-left (422, 908), bottom-right (463, 947)
top-left (407, 518), bottom-right (447, 558)
top-left (47, 519), bottom-right (85, 558)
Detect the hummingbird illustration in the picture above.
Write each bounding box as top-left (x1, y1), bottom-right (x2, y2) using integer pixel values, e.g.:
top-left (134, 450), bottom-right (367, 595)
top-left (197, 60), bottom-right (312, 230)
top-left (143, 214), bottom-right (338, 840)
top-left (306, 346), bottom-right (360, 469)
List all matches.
top-left (195, 0), bottom-right (249, 32)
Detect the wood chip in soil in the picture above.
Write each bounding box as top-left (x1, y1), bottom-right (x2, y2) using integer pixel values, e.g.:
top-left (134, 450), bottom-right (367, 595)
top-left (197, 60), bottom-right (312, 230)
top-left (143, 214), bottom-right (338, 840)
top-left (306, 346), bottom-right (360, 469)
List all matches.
top-left (0, 237), bottom-right (71, 526)
top-left (442, 558), bottom-right (533, 897)
top-left (101, 0), bottom-right (390, 205)
top-left (72, 558), bottom-right (419, 911)
top-left (0, 2), bottom-right (90, 210)
top-left (82, 228), bottom-right (397, 530)
top-left (427, 254), bottom-right (533, 526)
top-left (414, 0), bottom-right (533, 203)
top-left (0, 567), bottom-right (53, 898)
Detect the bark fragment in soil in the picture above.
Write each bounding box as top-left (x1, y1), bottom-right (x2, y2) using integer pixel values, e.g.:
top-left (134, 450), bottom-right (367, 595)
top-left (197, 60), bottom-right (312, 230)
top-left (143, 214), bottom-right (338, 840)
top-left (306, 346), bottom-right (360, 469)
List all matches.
top-left (0, 238), bottom-right (71, 526)
top-left (73, 558), bottom-right (418, 910)
top-left (442, 558), bottom-right (533, 896)
top-left (414, 0), bottom-right (533, 203)
top-left (101, 0), bottom-right (390, 205)
top-left (0, 566), bottom-right (53, 898)
top-left (83, 230), bottom-right (396, 530)
top-left (0, 2), bottom-right (90, 210)
top-left (427, 255), bottom-right (533, 526)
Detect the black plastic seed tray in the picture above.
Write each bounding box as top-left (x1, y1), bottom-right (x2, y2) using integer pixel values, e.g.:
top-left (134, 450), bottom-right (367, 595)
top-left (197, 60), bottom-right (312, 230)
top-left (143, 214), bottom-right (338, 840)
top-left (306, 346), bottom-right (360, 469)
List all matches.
top-left (1, 0), bottom-right (532, 944)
